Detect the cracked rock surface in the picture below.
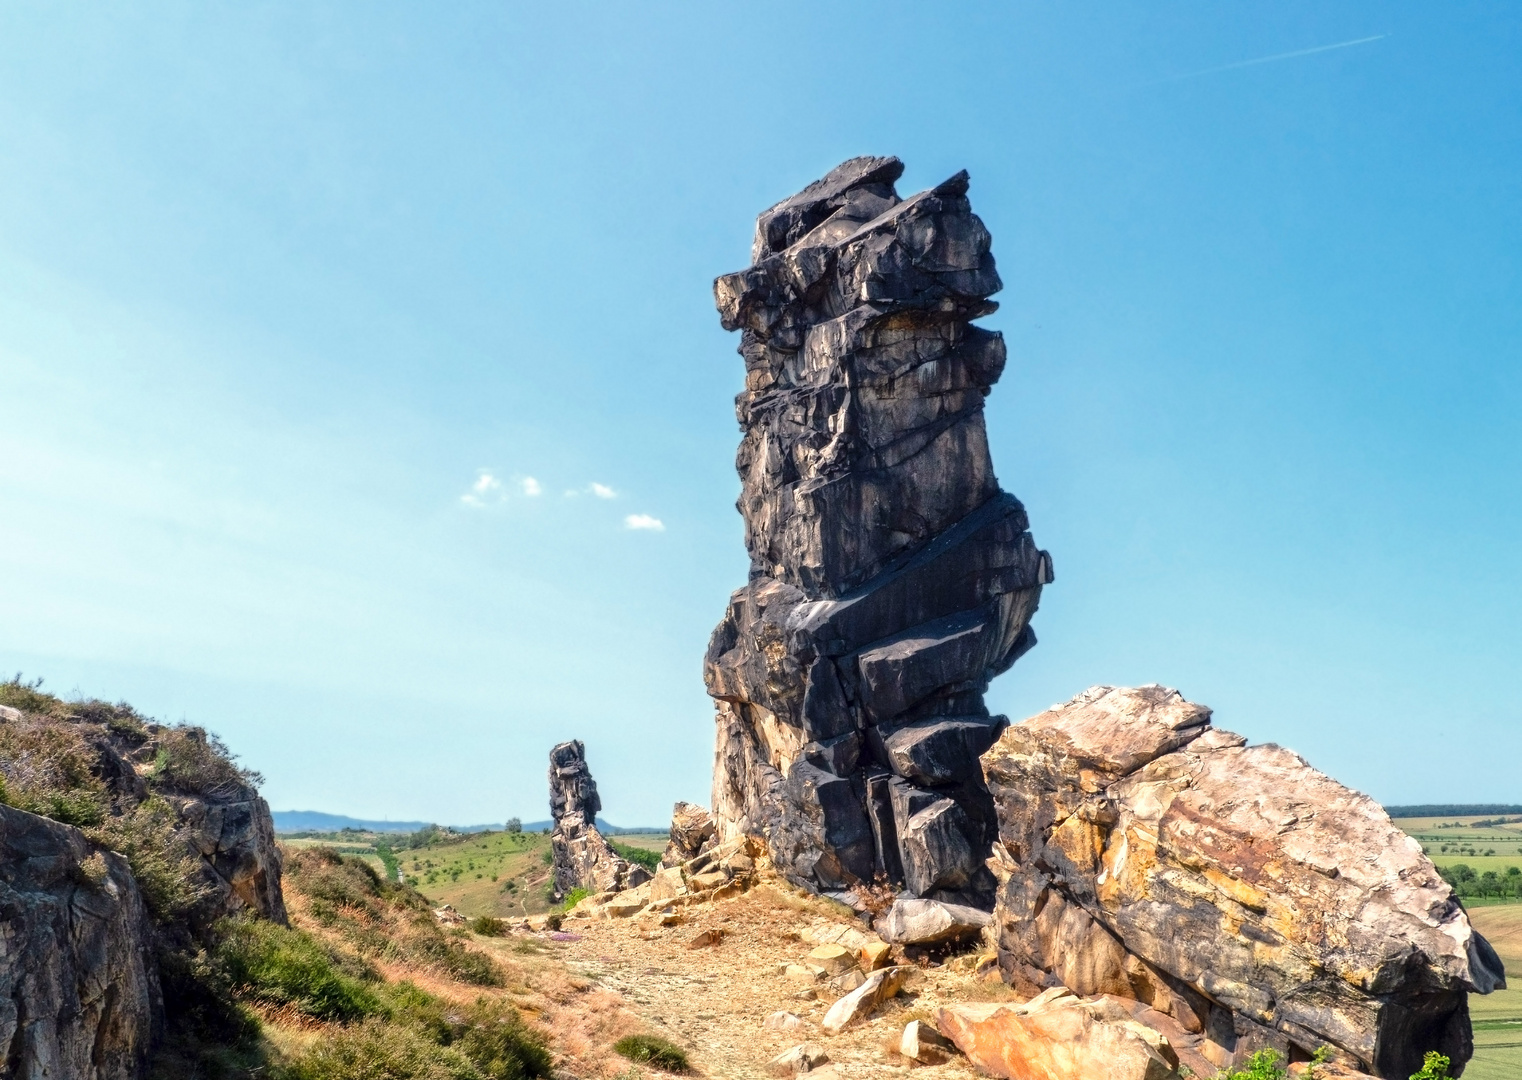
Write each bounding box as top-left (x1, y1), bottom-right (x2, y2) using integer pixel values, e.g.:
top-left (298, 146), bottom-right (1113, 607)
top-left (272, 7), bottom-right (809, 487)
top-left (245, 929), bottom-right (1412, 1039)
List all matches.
top-left (705, 156), bottom-right (1050, 907)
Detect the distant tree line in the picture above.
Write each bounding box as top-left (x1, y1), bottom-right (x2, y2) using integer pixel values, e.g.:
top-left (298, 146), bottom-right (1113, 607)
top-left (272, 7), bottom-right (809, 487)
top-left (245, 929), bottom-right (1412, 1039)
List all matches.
top-left (1386, 804), bottom-right (1522, 818)
top-left (1440, 863), bottom-right (1522, 899)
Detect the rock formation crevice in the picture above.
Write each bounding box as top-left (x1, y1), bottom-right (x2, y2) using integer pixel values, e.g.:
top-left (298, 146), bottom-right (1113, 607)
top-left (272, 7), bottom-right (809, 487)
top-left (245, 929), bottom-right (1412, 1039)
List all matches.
top-left (706, 156), bottom-right (1050, 905)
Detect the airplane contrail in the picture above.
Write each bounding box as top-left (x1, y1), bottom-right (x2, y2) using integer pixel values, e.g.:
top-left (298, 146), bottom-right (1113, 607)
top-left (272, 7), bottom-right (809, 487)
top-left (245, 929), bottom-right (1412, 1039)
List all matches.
top-left (1159, 33), bottom-right (1388, 84)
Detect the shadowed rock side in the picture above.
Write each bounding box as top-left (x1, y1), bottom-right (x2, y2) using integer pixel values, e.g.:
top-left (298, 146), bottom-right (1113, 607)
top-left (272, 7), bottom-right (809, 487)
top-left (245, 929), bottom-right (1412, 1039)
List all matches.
top-left (983, 685), bottom-right (1505, 1078)
top-left (548, 740), bottom-right (651, 899)
top-left (0, 804), bottom-right (163, 1080)
top-left (705, 156), bottom-right (1051, 906)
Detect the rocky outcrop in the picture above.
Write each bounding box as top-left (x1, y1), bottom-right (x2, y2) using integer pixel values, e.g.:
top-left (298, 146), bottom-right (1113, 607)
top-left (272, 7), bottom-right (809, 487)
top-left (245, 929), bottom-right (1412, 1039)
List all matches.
top-left (661, 801), bottom-right (717, 868)
top-left (0, 803), bottom-right (163, 1080)
top-left (705, 155), bottom-right (1051, 906)
top-left (548, 740), bottom-right (650, 899)
top-left (983, 685), bottom-right (1505, 1078)
top-left (0, 704), bottom-right (286, 929)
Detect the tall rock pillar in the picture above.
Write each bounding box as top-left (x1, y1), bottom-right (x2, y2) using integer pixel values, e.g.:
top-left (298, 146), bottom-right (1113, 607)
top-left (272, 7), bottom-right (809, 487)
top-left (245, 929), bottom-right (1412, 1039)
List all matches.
top-left (705, 156), bottom-right (1052, 907)
top-left (548, 740), bottom-right (649, 899)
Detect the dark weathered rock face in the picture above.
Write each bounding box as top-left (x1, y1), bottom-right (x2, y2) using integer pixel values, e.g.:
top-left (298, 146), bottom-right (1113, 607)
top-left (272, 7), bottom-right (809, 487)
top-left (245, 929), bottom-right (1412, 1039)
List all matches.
top-left (705, 156), bottom-right (1051, 906)
top-left (0, 803), bottom-right (163, 1080)
top-left (548, 740), bottom-right (650, 898)
top-left (984, 685), bottom-right (1505, 1078)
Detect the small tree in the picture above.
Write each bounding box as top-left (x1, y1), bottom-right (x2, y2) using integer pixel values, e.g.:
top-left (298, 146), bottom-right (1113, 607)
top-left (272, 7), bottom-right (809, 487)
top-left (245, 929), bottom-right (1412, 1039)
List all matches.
top-left (506, 817), bottom-right (522, 834)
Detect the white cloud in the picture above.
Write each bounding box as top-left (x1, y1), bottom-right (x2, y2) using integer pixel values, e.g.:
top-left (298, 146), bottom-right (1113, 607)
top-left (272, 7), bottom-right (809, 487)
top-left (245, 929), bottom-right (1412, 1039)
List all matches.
top-left (520, 476), bottom-right (542, 497)
top-left (461, 470), bottom-right (504, 508)
top-left (624, 513), bottom-right (665, 532)
top-left (589, 482), bottom-right (616, 499)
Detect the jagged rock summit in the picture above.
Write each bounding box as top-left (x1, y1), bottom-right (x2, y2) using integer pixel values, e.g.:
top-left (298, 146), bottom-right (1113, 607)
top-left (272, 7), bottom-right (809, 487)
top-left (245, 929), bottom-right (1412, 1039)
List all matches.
top-left (548, 739), bottom-right (650, 899)
top-left (705, 156), bottom-right (1051, 906)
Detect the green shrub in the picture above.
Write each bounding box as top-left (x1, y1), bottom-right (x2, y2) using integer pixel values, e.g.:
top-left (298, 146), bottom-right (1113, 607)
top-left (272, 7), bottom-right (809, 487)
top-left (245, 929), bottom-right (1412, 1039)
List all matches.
top-left (279, 1018), bottom-right (480, 1080)
top-left (280, 992), bottom-right (551, 1080)
top-left (0, 715), bottom-right (110, 826)
top-left (610, 841), bottom-right (661, 872)
top-left (401, 925), bottom-right (503, 987)
top-left (287, 847), bottom-right (389, 911)
top-left (1410, 1051), bottom-right (1452, 1080)
top-left (149, 725), bottom-right (262, 795)
top-left (561, 887), bottom-right (589, 911)
top-left (470, 915), bottom-right (506, 936)
top-left (1217, 1048), bottom-right (1286, 1080)
top-left (214, 918), bottom-right (382, 1022)
top-left (0, 675), bottom-right (62, 717)
top-left (86, 797), bottom-right (213, 924)
top-left (613, 1034), bottom-right (689, 1073)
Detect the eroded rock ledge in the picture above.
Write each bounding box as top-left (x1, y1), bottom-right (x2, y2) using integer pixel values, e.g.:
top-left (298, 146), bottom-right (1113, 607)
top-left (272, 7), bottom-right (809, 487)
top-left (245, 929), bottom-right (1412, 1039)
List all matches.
top-left (705, 155), bottom-right (1050, 905)
top-left (983, 684), bottom-right (1504, 1077)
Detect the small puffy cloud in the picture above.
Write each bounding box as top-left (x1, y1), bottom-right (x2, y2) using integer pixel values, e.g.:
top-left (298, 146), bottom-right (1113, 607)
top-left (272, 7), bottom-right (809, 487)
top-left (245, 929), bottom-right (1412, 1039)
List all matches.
top-left (589, 482), bottom-right (616, 499)
top-left (520, 476), bottom-right (542, 496)
top-left (624, 513), bottom-right (665, 532)
top-left (461, 470), bottom-right (504, 507)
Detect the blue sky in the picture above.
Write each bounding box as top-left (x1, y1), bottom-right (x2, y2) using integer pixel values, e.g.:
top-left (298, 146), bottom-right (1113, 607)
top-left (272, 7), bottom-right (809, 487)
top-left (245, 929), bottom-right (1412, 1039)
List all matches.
top-left (1, 3), bottom-right (1517, 826)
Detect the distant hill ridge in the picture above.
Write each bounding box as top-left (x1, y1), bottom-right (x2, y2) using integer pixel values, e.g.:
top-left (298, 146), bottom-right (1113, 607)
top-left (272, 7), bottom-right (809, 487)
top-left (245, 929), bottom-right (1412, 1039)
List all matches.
top-left (271, 809), bottom-right (662, 835)
top-left (1384, 804), bottom-right (1522, 818)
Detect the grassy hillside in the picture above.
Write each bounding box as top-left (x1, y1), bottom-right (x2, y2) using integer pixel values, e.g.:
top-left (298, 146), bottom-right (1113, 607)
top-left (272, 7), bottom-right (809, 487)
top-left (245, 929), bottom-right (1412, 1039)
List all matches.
top-left (402, 830), bottom-right (557, 917)
top-left (388, 829), bottom-right (670, 919)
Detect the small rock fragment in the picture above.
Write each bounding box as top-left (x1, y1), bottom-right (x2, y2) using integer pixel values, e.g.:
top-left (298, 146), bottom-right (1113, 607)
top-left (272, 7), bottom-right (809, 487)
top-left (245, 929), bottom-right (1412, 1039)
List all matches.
top-left (805, 943), bottom-right (856, 975)
top-left (877, 898), bottom-right (991, 945)
top-left (689, 869), bottom-right (731, 891)
top-left (649, 865), bottom-right (688, 903)
top-left (859, 940), bottom-right (893, 971)
top-left (764, 1010), bottom-right (805, 1032)
top-left (826, 969), bottom-right (866, 995)
top-left (688, 928), bottom-right (725, 949)
top-left (900, 1019), bottom-right (956, 1064)
top-left (767, 1042), bottom-right (829, 1076)
top-left (821, 966), bottom-right (909, 1035)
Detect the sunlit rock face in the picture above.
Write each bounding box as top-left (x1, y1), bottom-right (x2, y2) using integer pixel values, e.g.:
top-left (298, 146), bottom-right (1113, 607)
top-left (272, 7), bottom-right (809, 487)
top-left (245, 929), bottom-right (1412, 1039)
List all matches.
top-left (984, 684), bottom-right (1506, 1078)
top-left (705, 156), bottom-right (1051, 906)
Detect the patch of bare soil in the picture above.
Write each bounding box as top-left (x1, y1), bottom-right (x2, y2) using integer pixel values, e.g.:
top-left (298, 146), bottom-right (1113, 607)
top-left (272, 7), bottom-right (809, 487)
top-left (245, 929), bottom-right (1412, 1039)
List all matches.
top-left (475, 882), bottom-right (1018, 1079)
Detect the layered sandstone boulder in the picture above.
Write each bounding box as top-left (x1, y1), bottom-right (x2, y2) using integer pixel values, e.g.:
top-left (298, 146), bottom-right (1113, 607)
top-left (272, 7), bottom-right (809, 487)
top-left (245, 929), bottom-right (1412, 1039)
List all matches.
top-left (983, 685), bottom-right (1504, 1078)
top-left (705, 155), bottom-right (1051, 905)
top-left (548, 740), bottom-right (650, 899)
top-left (0, 803), bottom-right (163, 1080)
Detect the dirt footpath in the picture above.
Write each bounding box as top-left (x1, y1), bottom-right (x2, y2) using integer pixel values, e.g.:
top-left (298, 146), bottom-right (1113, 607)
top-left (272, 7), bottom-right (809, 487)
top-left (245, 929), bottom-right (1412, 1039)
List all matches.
top-left (490, 883), bottom-right (1013, 1079)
